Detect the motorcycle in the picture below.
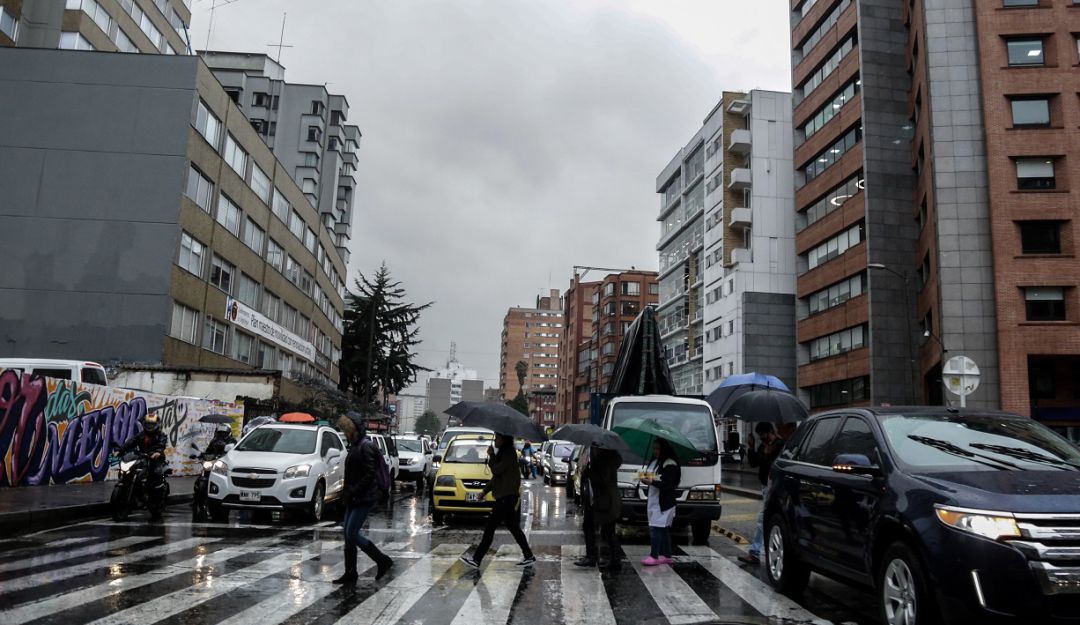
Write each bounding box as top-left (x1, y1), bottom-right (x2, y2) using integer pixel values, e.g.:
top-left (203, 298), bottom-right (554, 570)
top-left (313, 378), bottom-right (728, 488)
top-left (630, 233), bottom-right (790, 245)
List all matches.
top-left (189, 443), bottom-right (226, 522)
top-left (109, 450), bottom-right (171, 522)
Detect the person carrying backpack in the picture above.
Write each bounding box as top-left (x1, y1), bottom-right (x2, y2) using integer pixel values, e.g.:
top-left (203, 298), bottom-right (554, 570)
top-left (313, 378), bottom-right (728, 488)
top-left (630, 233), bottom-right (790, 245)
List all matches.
top-left (333, 414), bottom-right (393, 584)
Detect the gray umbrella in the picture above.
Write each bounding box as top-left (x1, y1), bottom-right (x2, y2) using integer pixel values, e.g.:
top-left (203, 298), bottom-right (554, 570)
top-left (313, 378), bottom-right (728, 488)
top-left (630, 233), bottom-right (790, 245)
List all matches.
top-left (550, 424), bottom-right (628, 453)
top-left (445, 401), bottom-right (548, 441)
top-left (723, 389), bottom-right (809, 424)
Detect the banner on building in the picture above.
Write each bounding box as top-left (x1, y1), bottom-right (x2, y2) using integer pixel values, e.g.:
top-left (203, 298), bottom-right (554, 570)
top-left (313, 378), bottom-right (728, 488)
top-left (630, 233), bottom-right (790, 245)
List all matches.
top-left (225, 297), bottom-right (316, 363)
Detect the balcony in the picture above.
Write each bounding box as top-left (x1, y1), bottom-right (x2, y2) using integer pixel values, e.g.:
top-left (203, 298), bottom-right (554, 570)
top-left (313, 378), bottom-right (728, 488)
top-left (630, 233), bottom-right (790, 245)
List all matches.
top-left (727, 98), bottom-right (750, 116)
top-left (730, 207), bottom-right (752, 229)
top-left (729, 247), bottom-right (752, 267)
top-left (728, 129), bottom-right (751, 155)
top-left (728, 168), bottom-right (752, 191)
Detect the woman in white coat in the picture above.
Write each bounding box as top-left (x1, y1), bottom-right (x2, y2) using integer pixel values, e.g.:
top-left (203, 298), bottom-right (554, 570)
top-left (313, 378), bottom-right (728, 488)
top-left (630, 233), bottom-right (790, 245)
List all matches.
top-left (641, 439), bottom-right (681, 566)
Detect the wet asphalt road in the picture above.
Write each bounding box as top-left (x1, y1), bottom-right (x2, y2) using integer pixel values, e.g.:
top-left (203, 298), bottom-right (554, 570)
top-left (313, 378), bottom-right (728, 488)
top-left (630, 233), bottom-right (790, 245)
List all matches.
top-left (0, 478), bottom-right (879, 625)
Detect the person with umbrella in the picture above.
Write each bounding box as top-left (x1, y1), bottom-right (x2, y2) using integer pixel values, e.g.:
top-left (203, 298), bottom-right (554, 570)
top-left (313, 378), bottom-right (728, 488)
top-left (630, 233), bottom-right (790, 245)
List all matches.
top-left (459, 433), bottom-right (536, 568)
top-left (738, 421), bottom-right (786, 565)
top-left (641, 439), bottom-right (680, 566)
top-left (333, 414), bottom-right (394, 584)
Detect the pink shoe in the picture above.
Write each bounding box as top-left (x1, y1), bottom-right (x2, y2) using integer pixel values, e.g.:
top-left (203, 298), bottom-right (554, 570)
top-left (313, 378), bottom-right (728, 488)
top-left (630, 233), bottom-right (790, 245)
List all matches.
top-left (659, 556), bottom-right (675, 565)
top-left (641, 556), bottom-right (660, 566)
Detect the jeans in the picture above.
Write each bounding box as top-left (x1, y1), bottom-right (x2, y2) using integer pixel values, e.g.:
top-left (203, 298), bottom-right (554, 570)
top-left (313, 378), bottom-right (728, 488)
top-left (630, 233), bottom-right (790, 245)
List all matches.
top-left (749, 485), bottom-right (768, 555)
top-left (473, 494), bottom-right (533, 563)
top-left (649, 526), bottom-right (672, 559)
top-left (343, 503), bottom-right (374, 557)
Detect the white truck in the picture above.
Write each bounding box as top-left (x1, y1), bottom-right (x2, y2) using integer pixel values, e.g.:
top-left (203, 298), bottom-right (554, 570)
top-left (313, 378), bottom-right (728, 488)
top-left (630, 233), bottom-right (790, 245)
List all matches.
top-left (600, 394), bottom-right (722, 545)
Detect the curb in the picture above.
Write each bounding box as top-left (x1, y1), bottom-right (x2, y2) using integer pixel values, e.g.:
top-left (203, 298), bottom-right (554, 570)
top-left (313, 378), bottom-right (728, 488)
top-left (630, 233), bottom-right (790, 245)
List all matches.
top-left (0, 493), bottom-right (192, 537)
top-left (722, 484), bottom-right (763, 500)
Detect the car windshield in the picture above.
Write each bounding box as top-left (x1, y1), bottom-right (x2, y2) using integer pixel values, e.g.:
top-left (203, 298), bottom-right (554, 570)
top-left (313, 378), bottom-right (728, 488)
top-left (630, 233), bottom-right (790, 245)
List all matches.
top-left (236, 428), bottom-right (316, 454)
top-left (445, 441), bottom-right (490, 464)
top-left (396, 439), bottom-right (423, 453)
top-left (439, 430), bottom-right (488, 450)
top-left (553, 443), bottom-right (574, 459)
top-left (612, 402), bottom-right (718, 454)
top-left (881, 413), bottom-right (1080, 473)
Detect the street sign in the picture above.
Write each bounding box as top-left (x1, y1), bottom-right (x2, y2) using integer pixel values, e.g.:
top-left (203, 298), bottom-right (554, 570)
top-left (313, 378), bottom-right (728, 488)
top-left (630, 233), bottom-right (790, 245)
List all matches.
top-left (942, 355), bottom-right (980, 408)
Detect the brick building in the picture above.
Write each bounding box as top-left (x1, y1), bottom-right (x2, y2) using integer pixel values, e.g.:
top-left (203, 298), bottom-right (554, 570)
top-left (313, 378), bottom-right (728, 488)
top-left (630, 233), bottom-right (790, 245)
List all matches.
top-left (498, 289), bottom-right (564, 403)
top-left (556, 277), bottom-right (600, 425)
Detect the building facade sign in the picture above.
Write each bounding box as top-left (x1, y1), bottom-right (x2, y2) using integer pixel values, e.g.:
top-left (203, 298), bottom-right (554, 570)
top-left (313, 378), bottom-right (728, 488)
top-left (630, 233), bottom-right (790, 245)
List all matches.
top-left (225, 297), bottom-right (316, 362)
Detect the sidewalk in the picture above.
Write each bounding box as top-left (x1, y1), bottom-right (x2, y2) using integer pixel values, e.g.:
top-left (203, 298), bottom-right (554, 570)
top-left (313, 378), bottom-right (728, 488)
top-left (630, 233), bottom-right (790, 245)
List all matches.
top-left (721, 464), bottom-right (763, 499)
top-left (0, 477), bottom-right (196, 536)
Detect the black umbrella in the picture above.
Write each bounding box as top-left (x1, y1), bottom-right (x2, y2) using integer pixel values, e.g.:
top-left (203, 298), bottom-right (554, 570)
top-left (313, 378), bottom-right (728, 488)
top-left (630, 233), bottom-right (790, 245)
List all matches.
top-left (549, 424), bottom-right (629, 453)
top-left (707, 384), bottom-right (794, 418)
top-left (199, 414), bottom-right (233, 424)
top-left (445, 401), bottom-right (548, 441)
top-left (723, 389), bottom-right (809, 424)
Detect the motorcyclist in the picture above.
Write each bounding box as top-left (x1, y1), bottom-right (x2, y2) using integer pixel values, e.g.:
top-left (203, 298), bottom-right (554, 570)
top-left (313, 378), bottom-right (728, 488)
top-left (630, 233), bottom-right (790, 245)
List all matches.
top-left (205, 424), bottom-right (236, 456)
top-left (114, 413), bottom-right (169, 518)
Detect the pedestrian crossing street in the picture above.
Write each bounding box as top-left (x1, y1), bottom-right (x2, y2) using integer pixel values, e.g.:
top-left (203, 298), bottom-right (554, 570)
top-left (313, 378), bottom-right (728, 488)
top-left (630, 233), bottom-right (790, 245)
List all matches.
top-left (0, 519), bottom-right (832, 625)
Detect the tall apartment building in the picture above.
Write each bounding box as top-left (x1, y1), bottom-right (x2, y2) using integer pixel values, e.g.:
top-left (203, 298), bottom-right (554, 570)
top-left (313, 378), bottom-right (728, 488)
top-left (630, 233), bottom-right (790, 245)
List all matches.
top-left (200, 52), bottom-right (359, 264)
top-left (0, 49), bottom-right (347, 385)
top-left (499, 289), bottom-right (564, 401)
top-left (556, 277), bottom-right (601, 424)
top-left (591, 271), bottom-right (661, 391)
top-left (1, 0), bottom-right (191, 54)
top-left (657, 91), bottom-right (796, 397)
top-left (789, 0), bottom-right (1079, 425)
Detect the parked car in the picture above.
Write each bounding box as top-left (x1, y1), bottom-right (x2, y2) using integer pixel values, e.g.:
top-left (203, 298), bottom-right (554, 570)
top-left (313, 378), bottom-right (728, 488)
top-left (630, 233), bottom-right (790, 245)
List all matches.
top-left (207, 423), bottom-right (346, 522)
top-left (0, 358), bottom-right (109, 386)
top-left (430, 433), bottom-right (515, 525)
top-left (394, 435), bottom-right (431, 489)
top-left (763, 407), bottom-right (1080, 625)
top-left (367, 433), bottom-right (399, 489)
top-left (541, 440), bottom-right (574, 485)
top-left (566, 444), bottom-right (586, 503)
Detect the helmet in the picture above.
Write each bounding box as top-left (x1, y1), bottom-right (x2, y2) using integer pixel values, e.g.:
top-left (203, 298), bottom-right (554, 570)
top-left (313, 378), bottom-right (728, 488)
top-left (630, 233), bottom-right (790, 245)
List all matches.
top-left (216, 424), bottom-right (231, 434)
top-left (144, 414), bottom-right (160, 432)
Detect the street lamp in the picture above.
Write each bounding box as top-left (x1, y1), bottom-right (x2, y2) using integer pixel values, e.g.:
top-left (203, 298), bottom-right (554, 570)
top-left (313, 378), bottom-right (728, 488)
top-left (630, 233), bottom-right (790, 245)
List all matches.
top-left (867, 263), bottom-right (917, 403)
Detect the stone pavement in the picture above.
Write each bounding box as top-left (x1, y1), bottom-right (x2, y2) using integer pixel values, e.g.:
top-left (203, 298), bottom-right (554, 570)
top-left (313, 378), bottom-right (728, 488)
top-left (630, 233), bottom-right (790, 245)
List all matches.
top-left (0, 477), bottom-right (196, 536)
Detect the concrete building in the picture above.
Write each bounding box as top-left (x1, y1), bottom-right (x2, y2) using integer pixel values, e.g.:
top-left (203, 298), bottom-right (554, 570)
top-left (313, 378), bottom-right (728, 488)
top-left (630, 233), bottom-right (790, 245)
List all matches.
top-left (528, 390), bottom-right (557, 430)
top-left (591, 271), bottom-right (661, 393)
top-left (200, 52), bottom-right (359, 264)
top-left (1, 0), bottom-right (192, 54)
top-left (426, 357), bottom-right (483, 424)
top-left (391, 392), bottom-right (427, 433)
top-left (499, 289), bottom-right (564, 401)
top-left (0, 49), bottom-right (347, 386)
top-left (788, 0), bottom-right (1079, 426)
top-left (556, 277), bottom-right (600, 424)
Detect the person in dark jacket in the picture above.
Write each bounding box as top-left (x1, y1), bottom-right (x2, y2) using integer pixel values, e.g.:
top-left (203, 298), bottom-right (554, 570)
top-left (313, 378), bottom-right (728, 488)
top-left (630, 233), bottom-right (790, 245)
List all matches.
top-left (577, 446), bottom-right (622, 570)
top-left (460, 433), bottom-right (535, 568)
top-left (641, 439), bottom-right (680, 565)
top-left (114, 413), bottom-right (169, 519)
top-left (333, 415), bottom-right (393, 583)
top-left (738, 421), bottom-right (785, 565)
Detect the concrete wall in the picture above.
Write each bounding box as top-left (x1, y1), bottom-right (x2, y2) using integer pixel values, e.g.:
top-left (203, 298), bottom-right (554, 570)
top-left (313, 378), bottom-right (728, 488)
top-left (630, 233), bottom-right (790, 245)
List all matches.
top-left (743, 292), bottom-right (798, 391)
top-left (0, 49), bottom-right (198, 364)
top-left (112, 368), bottom-right (280, 402)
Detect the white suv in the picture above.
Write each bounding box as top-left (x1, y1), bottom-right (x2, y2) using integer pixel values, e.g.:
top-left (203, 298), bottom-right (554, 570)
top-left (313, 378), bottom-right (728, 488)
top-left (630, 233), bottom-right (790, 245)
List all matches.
top-left (393, 435), bottom-right (430, 488)
top-left (207, 424), bottom-right (345, 522)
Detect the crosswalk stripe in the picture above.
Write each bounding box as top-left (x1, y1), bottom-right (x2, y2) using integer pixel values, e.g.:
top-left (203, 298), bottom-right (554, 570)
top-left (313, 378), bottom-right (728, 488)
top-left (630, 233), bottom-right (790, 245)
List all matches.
top-left (0, 533), bottom-right (298, 624)
top-left (0, 536), bottom-right (159, 573)
top-left (0, 537), bottom-right (97, 559)
top-left (0, 537), bottom-right (218, 595)
top-left (449, 544), bottom-right (525, 625)
top-left (621, 545), bottom-right (720, 625)
top-left (85, 540), bottom-right (342, 625)
top-left (332, 543), bottom-right (470, 625)
top-left (680, 546), bottom-right (831, 625)
top-left (212, 561), bottom-right (347, 625)
top-left (561, 545), bottom-right (616, 625)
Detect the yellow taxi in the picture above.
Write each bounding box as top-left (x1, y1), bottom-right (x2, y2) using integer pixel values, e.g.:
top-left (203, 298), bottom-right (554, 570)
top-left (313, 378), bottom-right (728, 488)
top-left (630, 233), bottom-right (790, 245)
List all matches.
top-left (430, 434), bottom-right (511, 524)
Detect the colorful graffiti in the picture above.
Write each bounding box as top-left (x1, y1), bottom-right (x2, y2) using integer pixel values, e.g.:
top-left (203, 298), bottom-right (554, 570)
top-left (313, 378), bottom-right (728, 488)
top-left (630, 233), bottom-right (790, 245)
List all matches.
top-left (0, 370), bottom-right (243, 487)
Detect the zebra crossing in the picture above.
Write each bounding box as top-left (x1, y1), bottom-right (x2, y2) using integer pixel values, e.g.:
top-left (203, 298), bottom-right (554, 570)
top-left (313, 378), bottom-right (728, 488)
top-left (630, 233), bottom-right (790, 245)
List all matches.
top-left (0, 520), bottom-right (833, 625)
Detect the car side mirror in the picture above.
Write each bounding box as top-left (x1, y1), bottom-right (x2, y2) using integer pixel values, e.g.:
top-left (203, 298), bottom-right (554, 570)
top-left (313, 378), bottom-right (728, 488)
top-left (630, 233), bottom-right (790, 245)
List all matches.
top-left (832, 453), bottom-right (880, 476)
top-left (327, 448), bottom-right (342, 460)
top-left (224, 443), bottom-right (235, 453)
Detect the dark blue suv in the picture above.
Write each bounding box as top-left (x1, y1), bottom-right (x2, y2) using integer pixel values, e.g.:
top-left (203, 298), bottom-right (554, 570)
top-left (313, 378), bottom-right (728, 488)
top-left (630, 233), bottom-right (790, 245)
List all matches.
top-left (763, 407), bottom-right (1080, 625)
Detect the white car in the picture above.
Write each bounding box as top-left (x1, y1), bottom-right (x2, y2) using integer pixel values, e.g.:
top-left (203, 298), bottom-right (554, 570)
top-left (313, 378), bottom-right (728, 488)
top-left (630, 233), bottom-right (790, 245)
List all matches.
top-left (207, 424), bottom-right (346, 522)
top-left (393, 435), bottom-right (431, 488)
top-left (367, 433), bottom-right (399, 487)
top-left (541, 440), bottom-right (575, 485)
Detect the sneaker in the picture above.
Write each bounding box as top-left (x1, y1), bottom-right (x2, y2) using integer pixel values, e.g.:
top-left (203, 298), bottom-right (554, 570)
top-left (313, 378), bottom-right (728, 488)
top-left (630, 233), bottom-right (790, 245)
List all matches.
top-left (516, 556), bottom-right (536, 567)
top-left (459, 555), bottom-right (480, 568)
top-left (737, 553), bottom-right (760, 565)
top-left (573, 557), bottom-right (597, 568)
top-left (659, 556), bottom-right (675, 565)
top-left (641, 556), bottom-right (660, 566)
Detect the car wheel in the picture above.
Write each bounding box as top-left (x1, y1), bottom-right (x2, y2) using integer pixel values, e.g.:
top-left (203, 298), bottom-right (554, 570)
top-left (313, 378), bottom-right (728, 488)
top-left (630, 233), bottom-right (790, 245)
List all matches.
top-left (691, 519), bottom-right (712, 545)
top-left (432, 506), bottom-right (444, 525)
top-left (307, 482), bottom-right (325, 522)
top-left (764, 513), bottom-right (810, 595)
top-left (878, 542), bottom-right (939, 625)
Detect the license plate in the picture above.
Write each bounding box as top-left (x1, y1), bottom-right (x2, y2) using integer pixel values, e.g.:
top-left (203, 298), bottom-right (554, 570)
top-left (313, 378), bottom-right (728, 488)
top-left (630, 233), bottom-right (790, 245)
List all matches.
top-left (240, 491), bottom-right (260, 502)
top-left (466, 492), bottom-right (481, 503)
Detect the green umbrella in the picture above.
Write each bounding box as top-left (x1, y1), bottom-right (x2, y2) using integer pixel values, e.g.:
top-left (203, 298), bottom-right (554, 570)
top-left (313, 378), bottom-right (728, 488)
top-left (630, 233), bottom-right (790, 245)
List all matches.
top-left (612, 417), bottom-right (700, 464)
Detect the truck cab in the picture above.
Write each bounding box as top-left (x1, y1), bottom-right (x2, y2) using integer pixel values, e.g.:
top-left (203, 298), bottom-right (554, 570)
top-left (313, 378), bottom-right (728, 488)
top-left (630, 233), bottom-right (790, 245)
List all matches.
top-left (601, 394), bottom-right (722, 544)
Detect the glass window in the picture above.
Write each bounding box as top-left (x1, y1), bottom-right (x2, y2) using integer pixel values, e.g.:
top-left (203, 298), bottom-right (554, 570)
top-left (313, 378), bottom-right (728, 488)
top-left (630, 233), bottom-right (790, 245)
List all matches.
top-left (1011, 97), bottom-right (1050, 127)
top-left (1016, 157), bottom-right (1056, 190)
top-left (194, 100), bottom-right (220, 149)
top-left (0, 7), bottom-right (18, 41)
top-left (185, 166), bottom-right (213, 213)
top-left (82, 0), bottom-right (112, 35)
top-left (1020, 221), bottom-right (1061, 254)
top-left (237, 273), bottom-right (260, 308)
top-left (231, 330), bottom-right (254, 364)
top-left (216, 193), bottom-right (242, 236)
top-left (622, 281), bottom-right (641, 296)
top-left (802, 80), bottom-right (859, 139)
top-left (223, 135), bottom-right (247, 177)
top-left (236, 428), bottom-right (317, 454)
top-left (272, 189), bottom-right (290, 222)
top-left (170, 302), bottom-right (199, 344)
top-left (1007, 38), bottom-right (1044, 66)
top-left (305, 228), bottom-right (317, 253)
top-left (833, 417), bottom-right (880, 462)
top-left (801, 36), bottom-right (855, 97)
top-left (209, 255), bottom-right (235, 294)
top-left (266, 238), bottom-right (285, 272)
top-left (282, 304), bottom-right (298, 332)
top-left (204, 316), bottom-right (229, 354)
top-left (241, 217), bottom-right (264, 253)
top-left (289, 210), bottom-right (306, 240)
top-left (285, 255), bottom-right (301, 284)
top-left (256, 341), bottom-right (276, 368)
top-left (1025, 287), bottom-right (1066, 321)
top-left (795, 416), bottom-right (842, 465)
top-left (250, 164), bottom-right (271, 204)
top-left (58, 31), bottom-right (94, 50)
top-left (803, 126), bottom-right (862, 181)
top-left (1003, 0), bottom-right (1039, 6)
top-left (178, 232), bottom-right (204, 277)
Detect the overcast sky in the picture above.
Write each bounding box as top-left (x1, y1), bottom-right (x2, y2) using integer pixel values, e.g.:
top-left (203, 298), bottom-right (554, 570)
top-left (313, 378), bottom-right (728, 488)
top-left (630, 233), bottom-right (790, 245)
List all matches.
top-left (188, 0), bottom-right (791, 392)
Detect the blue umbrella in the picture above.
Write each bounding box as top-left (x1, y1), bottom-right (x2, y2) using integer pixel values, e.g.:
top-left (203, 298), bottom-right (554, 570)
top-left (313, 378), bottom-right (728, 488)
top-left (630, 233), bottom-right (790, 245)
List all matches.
top-left (707, 372), bottom-right (792, 416)
top-left (717, 372), bottom-right (789, 390)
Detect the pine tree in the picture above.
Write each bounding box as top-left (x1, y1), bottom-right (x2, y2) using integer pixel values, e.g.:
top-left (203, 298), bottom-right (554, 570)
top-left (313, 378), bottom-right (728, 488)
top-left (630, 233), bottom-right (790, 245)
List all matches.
top-left (415, 410), bottom-right (441, 436)
top-left (338, 263), bottom-right (433, 409)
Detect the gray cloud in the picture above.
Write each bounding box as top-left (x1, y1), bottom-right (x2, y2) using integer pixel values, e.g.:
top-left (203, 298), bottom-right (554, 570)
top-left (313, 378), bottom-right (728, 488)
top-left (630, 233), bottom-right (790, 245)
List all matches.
top-left (189, 0), bottom-right (791, 388)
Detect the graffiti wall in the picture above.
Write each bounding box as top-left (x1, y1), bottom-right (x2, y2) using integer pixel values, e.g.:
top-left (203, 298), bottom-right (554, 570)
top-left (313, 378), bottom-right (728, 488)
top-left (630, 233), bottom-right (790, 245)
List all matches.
top-left (0, 369), bottom-right (243, 487)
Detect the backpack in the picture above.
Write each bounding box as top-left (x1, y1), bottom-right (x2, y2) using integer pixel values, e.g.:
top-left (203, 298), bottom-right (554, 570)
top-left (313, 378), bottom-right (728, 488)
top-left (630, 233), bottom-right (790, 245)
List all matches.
top-left (367, 439), bottom-right (392, 492)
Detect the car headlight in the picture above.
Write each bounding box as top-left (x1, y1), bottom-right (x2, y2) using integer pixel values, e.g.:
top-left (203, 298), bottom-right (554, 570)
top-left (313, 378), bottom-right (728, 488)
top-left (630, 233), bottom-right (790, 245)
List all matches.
top-left (621, 488), bottom-right (637, 499)
top-left (284, 464), bottom-right (311, 479)
top-left (688, 490), bottom-right (717, 501)
top-left (212, 460), bottom-right (228, 476)
top-left (436, 475), bottom-right (456, 487)
top-left (202, 460), bottom-right (213, 471)
top-left (935, 505), bottom-right (1020, 541)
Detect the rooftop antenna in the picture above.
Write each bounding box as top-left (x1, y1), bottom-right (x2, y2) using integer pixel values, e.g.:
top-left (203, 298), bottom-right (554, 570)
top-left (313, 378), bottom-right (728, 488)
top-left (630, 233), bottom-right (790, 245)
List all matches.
top-left (267, 12), bottom-right (293, 65)
top-left (204, 0), bottom-right (244, 51)
top-left (448, 341), bottom-right (457, 366)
